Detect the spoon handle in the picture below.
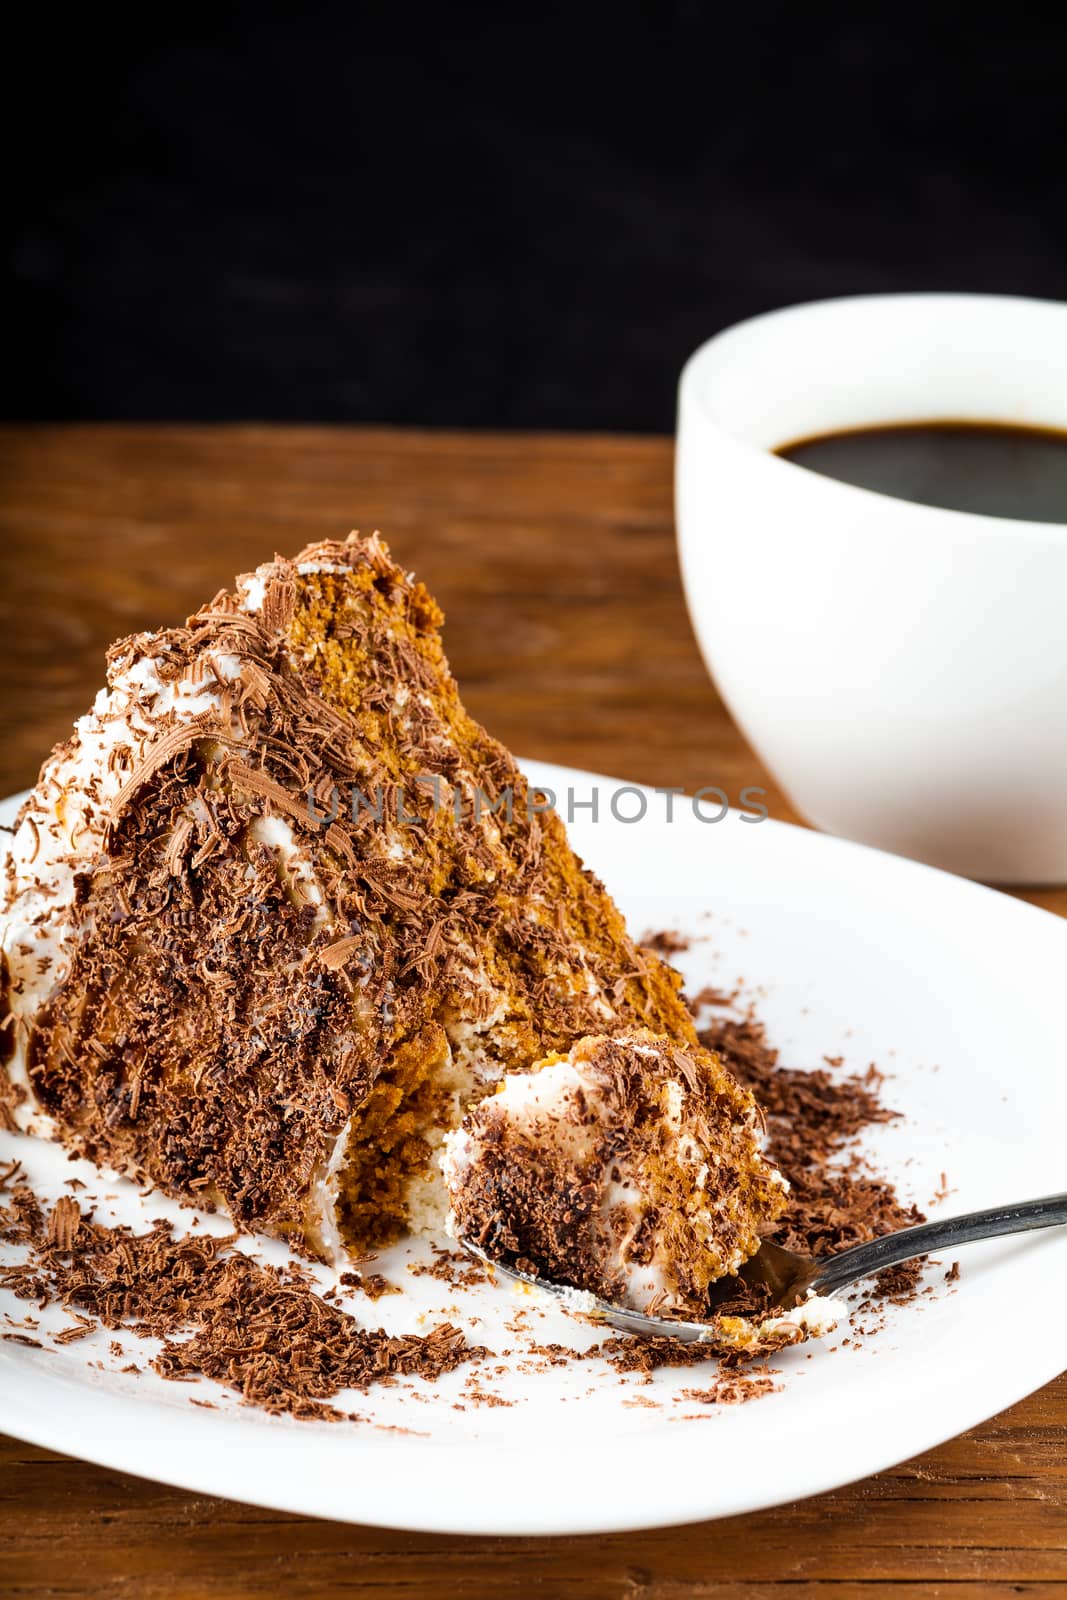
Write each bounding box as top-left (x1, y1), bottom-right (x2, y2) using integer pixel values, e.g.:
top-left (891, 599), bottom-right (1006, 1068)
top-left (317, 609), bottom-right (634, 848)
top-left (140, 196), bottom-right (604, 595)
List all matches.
top-left (809, 1191), bottom-right (1067, 1299)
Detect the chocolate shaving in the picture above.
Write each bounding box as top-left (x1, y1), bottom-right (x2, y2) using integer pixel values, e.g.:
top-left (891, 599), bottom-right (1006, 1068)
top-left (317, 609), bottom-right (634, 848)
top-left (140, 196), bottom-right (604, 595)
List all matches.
top-left (261, 574), bottom-right (297, 636)
top-left (679, 1369), bottom-right (781, 1405)
top-left (315, 936), bottom-right (364, 972)
top-left (223, 759), bottom-right (314, 827)
top-left (108, 721), bottom-right (228, 824)
top-left (46, 1195), bottom-right (81, 1252)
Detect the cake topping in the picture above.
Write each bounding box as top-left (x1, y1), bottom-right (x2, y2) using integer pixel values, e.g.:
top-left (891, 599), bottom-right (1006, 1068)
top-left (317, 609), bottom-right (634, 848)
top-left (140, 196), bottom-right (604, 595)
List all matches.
top-left (441, 1029), bottom-right (787, 1316)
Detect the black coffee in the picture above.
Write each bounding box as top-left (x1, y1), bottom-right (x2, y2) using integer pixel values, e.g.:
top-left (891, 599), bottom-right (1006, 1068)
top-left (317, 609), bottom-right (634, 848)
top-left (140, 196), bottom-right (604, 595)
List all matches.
top-left (776, 421), bottom-right (1067, 525)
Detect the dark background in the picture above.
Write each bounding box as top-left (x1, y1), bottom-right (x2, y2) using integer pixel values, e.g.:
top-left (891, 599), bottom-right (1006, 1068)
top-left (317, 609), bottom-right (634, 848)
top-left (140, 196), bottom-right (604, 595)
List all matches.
top-left (7, 7), bottom-right (1066, 432)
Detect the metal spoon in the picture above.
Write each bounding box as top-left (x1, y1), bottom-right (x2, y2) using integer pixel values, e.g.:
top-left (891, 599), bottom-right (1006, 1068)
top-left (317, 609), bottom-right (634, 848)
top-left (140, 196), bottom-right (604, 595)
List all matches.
top-left (459, 1191), bottom-right (1067, 1343)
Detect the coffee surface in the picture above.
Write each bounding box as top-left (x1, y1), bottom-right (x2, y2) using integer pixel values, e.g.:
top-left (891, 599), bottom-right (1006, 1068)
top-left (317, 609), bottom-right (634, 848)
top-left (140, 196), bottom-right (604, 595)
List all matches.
top-left (777, 421), bottom-right (1067, 524)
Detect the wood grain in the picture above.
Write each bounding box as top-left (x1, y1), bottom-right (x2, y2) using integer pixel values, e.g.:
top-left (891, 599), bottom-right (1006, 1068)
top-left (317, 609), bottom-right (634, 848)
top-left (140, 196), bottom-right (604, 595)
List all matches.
top-left (0, 425), bottom-right (1063, 1599)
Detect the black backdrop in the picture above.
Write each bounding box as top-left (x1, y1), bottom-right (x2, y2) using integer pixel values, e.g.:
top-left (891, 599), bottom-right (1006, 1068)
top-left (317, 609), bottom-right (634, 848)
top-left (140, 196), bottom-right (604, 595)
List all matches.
top-left (7, 6), bottom-right (1066, 431)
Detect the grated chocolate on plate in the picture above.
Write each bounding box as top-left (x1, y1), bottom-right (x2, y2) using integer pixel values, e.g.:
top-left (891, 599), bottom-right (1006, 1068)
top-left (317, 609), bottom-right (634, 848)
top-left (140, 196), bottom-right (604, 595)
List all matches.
top-left (0, 1165), bottom-right (483, 1421)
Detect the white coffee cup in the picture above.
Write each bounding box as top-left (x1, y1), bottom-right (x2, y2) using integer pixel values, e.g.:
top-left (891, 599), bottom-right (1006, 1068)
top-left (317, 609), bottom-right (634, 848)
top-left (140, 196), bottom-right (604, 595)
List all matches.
top-left (675, 293), bottom-right (1067, 884)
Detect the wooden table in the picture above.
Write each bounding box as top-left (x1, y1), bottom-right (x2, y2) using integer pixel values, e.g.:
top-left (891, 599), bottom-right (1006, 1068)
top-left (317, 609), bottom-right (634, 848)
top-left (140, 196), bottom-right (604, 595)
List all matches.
top-left (0, 427), bottom-right (1063, 1599)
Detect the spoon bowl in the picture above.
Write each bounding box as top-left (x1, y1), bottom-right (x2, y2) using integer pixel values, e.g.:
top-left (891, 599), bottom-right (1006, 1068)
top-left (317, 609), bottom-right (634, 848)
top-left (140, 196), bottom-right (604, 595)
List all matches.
top-left (460, 1191), bottom-right (1067, 1344)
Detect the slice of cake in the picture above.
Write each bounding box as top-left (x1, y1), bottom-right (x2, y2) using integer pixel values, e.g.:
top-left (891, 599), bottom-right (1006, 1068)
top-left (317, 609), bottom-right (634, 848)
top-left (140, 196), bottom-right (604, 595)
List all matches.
top-left (442, 1031), bottom-right (787, 1316)
top-left (0, 533), bottom-right (785, 1304)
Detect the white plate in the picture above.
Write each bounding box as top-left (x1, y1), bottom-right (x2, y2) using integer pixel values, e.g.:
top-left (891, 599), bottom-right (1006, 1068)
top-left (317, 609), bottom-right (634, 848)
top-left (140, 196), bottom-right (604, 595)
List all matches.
top-left (2, 762), bottom-right (1066, 1536)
